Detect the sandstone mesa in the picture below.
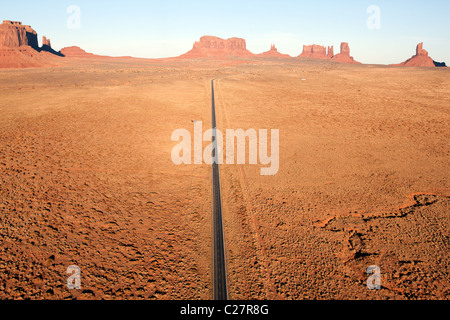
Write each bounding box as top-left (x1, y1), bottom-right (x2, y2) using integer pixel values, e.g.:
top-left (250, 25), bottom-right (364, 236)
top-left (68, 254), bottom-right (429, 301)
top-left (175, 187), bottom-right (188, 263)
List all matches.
top-left (297, 42), bottom-right (360, 64)
top-left (393, 42), bottom-right (446, 68)
top-left (299, 44), bottom-right (330, 59)
top-left (331, 42), bottom-right (361, 64)
top-left (180, 36), bottom-right (361, 64)
top-left (0, 20), bottom-right (447, 68)
top-left (180, 36), bottom-right (254, 58)
top-left (0, 20), bottom-right (62, 68)
top-left (60, 46), bottom-right (98, 58)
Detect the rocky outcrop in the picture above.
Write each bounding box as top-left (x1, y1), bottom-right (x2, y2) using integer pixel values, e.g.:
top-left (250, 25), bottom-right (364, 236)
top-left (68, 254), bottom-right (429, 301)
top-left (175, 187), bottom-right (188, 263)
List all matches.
top-left (41, 37), bottom-right (63, 56)
top-left (340, 42), bottom-right (350, 55)
top-left (327, 46), bottom-right (334, 58)
top-left (0, 47), bottom-right (54, 68)
top-left (60, 46), bottom-right (97, 58)
top-left (180, 36), bottom-right (254, 58)
top-left (392, 43), bottom-right (437, 67)
top-left (60, 46), bottom-right (129, 60)
top-left (299, 44), bottom-right (329, 59)
top-left (298, 42), bottom-right (359, 64)
top-left (42, 36), bottom-right (51, 47)
top-left (0, 20), bottom-right (39, 50)
top-left (416, 42), bottom-right (428, 56)
top-left (331, 42), bottom-right (360, 64)
top-left (258, 44), bottom-right (291, 58)
top-left (0, 20), bottom-right (63, 68)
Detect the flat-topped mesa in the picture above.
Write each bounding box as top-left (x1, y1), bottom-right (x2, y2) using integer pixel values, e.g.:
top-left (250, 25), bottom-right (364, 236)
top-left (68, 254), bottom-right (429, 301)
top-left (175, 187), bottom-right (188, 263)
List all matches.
top-left (0, 20), bottom-right (39, 50)
top-left (331, 42), bottom-right (360, 64)
top-left (194, 36), bottom-right (247, 50)
top-left (392, 42), bottom-right (437, 67)
top-left (60, 46), bottom-right (97, 58)
top-left (181, 35), bottom-right (254, 58)
top-left (299, 44), bottom-right (329, 59)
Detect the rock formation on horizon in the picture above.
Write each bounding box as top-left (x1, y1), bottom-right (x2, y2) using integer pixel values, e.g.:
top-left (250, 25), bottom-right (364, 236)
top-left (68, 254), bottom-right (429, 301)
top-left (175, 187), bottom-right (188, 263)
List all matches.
top-left (327, 46), bottom-right (334, 58)
top-left (258, 44), bottom-right (291, 58)
top-left (298, 42), bottom-right (359, 64)
top-left (4, 21), bottom-right (444, 68)
top-left (393, 42), bottom-right (441, 67)
top-left (40, 35), bottom-right (63, 56)
top-left (331, 42), bottom-right (360, 64)
top-left (60, 46), bottom-right (132, 60)
top-left (299, 44), bottom-right (329, 59)
top-left (180, 36), bottom-right (254, 58)
top-left (0, 20), bottom-right (63, 67)
top-left (0, 20), bottom-right (39, 50)
top-left (60, 46), bottom-right (96, 58)
top-left (42, 36), bottom-right (51, 48)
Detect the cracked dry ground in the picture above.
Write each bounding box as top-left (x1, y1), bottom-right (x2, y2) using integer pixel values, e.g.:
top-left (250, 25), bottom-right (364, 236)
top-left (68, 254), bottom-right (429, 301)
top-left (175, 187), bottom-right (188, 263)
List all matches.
top-left (1, 59), bottom-right (449, 300)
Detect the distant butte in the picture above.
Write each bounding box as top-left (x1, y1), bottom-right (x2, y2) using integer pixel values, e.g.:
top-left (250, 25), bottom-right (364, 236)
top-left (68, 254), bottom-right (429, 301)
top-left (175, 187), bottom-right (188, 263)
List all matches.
top-left (0, 21), bottom-right (447, 68)
top-left (0, 20), bottom-right (63, 68)
top-left (180, 36), bottom-right (254, 58)
top-left (393, 42), bottom-right (445, 68)
top-left (60, 46), bottom-right (139, 60)
top-left (180, 36), bottom-right (361, 63)
top-left (258, 44), bottom-right (291, 58)
top-left (331, 42), bottom-right (360, 64)
top-left (60, 46), bottom-right (97, 58)
top-left (299, 44), bottom-right (330, 59)
top-left (298, 42), bottom-right (360, 64)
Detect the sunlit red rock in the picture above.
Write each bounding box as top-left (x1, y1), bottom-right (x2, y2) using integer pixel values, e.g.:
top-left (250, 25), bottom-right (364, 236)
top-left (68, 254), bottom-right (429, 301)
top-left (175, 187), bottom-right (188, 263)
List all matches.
top-left (299, 44), bottom-right (329, 59)
top-left (60, 46), bottom-right (96, 58)
top-left (0, 20), bottom-right (39, 50)
top-left (331, 42), bottom-right (360, 64)
top-left (392, 42), bottom-right (437, 67)
top-left (42, 36), bottom-right (51, 47)
top-left (180, 36), bottom-right (254, 58)
top-left (0, 20), bottom-right (62, 68)
top-left (258, 44), bottom-right (291, 58)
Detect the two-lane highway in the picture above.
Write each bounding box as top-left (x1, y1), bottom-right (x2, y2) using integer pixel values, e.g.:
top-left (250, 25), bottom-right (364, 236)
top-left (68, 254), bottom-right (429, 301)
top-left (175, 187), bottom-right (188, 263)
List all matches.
top-left (211, 79), bottom-right (228, 300)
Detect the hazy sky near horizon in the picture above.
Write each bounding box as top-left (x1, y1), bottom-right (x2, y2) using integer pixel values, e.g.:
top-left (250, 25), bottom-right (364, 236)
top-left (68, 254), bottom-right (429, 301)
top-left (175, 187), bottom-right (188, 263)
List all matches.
top-left (2, 0), bottom-right (449, 64)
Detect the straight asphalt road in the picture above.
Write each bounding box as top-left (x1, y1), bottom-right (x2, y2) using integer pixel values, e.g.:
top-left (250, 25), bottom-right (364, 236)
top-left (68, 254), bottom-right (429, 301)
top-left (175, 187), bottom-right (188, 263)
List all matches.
top-left (211, 79), bottom-right (228, 300)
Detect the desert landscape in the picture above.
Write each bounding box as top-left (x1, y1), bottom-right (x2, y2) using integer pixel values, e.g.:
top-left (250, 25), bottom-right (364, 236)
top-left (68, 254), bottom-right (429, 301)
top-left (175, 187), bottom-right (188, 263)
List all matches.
top-left (0, 17), bottom-right (449, 301)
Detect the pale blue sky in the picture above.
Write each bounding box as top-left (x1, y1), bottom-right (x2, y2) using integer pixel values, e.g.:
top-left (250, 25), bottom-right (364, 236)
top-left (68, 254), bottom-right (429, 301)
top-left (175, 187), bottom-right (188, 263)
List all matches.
top-left (2, 0), bottom-right (449, 64)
